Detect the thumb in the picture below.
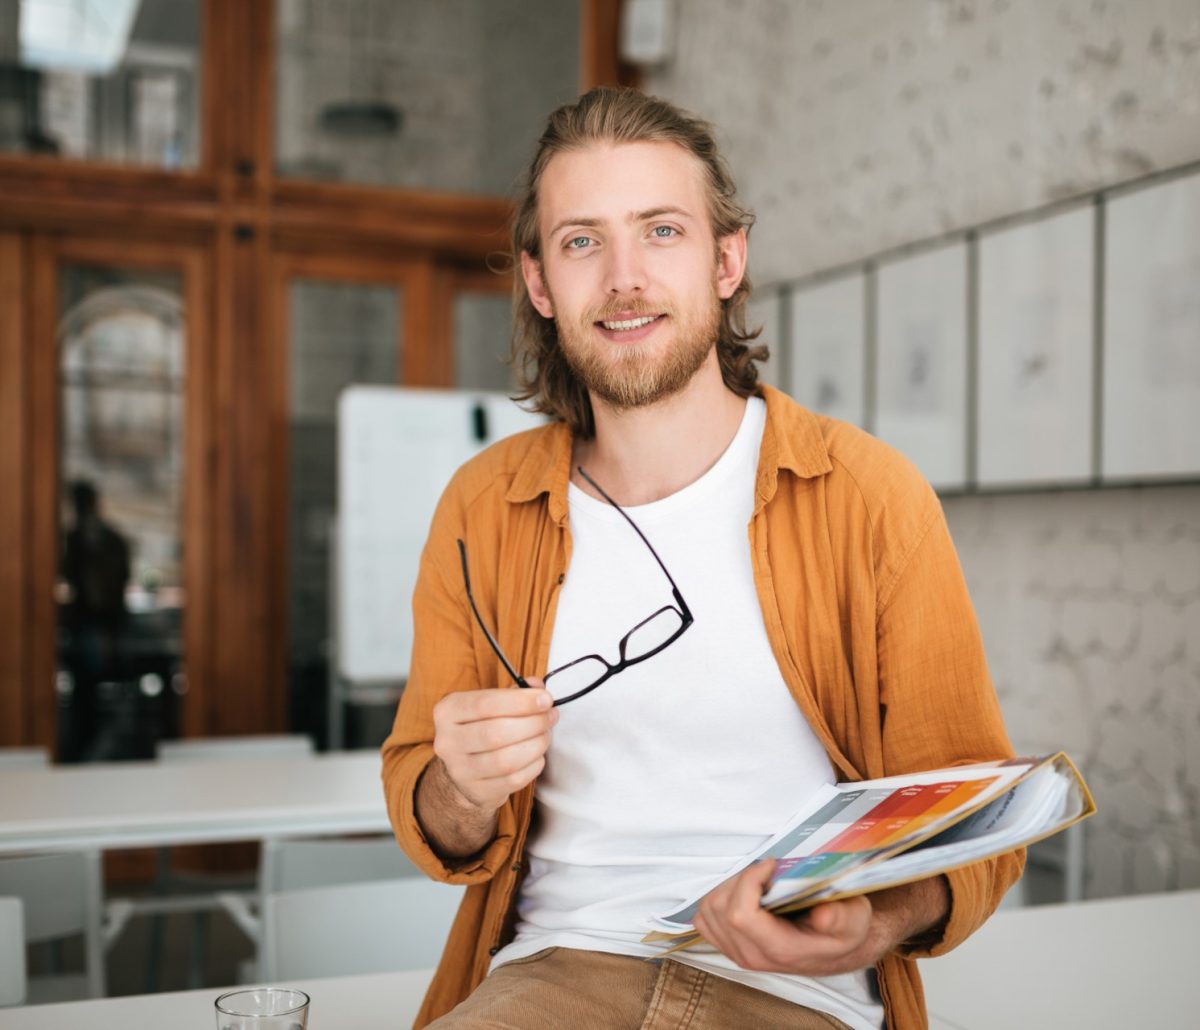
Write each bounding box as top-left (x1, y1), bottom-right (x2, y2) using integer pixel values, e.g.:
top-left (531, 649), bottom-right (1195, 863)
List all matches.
top-left (748, 857), bottom-right (777, 891)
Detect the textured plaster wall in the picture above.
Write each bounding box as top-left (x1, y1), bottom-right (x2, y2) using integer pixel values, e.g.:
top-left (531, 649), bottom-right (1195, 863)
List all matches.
top-left (648, 0), bottom-right (1200, 283)
top-left (646, 0), bottom-right (1200, 899)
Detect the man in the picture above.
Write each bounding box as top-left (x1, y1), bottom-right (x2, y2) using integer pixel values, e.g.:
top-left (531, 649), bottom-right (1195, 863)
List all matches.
top-left (382, 87), bottom-right (1021, 1030)
top-left (62, 479), bottom-right (131, 761)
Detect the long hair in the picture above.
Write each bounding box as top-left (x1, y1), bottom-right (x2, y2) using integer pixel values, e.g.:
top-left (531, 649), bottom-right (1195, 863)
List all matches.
top-left (509, 87), bottom-right (766, 438)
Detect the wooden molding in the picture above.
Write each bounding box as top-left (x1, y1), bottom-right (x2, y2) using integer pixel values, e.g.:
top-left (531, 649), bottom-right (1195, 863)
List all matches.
top-left (580, 0), bottom-right (642, 91)
top-left (0, 234), bottom-right (28, 745)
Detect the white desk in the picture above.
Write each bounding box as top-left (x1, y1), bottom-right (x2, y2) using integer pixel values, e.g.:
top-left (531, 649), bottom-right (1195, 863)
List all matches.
top-left (0, 969), bottom-right (433, 1029)
top-left (921, 890), bottom-right (1198, 1029)
top-left (0, 750), bottom-right (390, 854)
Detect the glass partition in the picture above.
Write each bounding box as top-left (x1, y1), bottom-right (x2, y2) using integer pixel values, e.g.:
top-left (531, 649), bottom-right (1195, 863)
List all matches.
top-left (0, 0), bottom-right (201, 168)
top-left (274, 0), bottom-right (579, 193)
top-left (453, 290), bottom-right (514, 392)
top-left (286, 278), bottom-right (401, 744)
top-left (57, 264), bottom-right (186, 761)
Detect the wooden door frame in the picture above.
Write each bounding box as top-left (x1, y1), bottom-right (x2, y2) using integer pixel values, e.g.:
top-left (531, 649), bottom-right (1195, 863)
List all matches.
top-left (268, 249), bottom-right (438, 718)
top-left (0, 232), bottom-right (30, 745)
top-left (0, 0), bottom-right (631, 748)
top-left (25, 235), bottom-right (215, 753)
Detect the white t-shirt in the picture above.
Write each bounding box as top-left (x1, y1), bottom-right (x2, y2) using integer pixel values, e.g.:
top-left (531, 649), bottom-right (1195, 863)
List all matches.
top-left (491, 397), bottom-right (883, 1030)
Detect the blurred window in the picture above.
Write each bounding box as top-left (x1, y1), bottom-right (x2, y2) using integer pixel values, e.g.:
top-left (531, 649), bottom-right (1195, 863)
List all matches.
top-left (57, 264), bottom-right (186, 761)
top-left (274, 0), bottom-right (579, 193)
top-left (0, 0), bottom-right (201, 168)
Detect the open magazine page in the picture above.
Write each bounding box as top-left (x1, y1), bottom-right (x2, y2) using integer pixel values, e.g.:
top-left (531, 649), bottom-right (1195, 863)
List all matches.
top-left (785, 761), bottom-right (1082, 907)
top-left (644, 757), bottom-right (1039, 938)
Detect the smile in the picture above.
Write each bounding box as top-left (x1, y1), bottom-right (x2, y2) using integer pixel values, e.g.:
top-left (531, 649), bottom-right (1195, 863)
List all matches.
top-left (598, 314), bottom-right (662, 332)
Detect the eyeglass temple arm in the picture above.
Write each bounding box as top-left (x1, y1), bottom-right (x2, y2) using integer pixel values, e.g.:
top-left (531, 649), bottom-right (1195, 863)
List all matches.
top-left (575, 466), bottom-right (693, 620)
top-left (456, 539), bottom-right (530, 689)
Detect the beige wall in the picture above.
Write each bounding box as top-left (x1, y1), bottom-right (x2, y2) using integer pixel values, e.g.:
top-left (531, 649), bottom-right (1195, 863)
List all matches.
top-left (646, 0), bottom-right (1200, 899)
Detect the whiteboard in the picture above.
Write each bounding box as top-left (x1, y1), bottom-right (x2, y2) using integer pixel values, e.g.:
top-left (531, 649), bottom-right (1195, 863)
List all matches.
top-left (336, 386), bottom-right (546, 682)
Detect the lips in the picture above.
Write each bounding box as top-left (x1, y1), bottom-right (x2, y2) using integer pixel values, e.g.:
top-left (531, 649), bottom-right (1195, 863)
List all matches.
top-left (593, 313), bottom-right (666, 343)
top-left (600, 314), bottom-right (658, 331)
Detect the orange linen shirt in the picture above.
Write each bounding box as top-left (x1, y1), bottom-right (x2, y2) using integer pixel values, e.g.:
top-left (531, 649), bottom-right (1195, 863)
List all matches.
top-left (381, 385), bottom-right (1023, 1030)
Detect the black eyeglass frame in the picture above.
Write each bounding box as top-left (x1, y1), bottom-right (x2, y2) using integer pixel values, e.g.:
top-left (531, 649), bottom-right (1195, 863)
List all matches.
top-left (456, 466), bottom-right (694, 706)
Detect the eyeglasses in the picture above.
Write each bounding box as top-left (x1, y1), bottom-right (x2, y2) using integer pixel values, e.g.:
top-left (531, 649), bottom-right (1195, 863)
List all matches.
top-left (457, 466), bottom-right (694, 706)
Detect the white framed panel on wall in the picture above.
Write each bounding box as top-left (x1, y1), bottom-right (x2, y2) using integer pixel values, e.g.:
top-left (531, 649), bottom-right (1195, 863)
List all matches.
top-left (977, 205), bottom-right (1094, 487)
top-left (1103, 172), bottom-right (1200, 480)
top-left (786, 272), bottom-right (866, 426)
top-left (874, 243), bottom-right (968, 490)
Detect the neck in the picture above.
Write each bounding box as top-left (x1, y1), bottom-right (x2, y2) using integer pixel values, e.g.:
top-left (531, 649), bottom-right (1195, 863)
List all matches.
top-left (572, 349), bottom-right (749, 505)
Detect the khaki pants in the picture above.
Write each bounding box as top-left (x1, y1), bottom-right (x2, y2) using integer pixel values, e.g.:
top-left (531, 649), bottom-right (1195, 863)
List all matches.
top-left (427, 948), bottom-right (856, 1030)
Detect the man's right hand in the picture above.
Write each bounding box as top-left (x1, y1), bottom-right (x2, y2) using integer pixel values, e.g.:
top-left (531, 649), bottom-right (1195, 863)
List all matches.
top-left (433, 676), bottom-right (558, 812)
top-left (416, 678), bottom-right (557, 859)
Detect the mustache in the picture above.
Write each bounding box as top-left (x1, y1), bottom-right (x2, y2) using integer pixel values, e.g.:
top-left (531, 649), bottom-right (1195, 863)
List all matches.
top-left (585, 300), bottom-right (668, 323)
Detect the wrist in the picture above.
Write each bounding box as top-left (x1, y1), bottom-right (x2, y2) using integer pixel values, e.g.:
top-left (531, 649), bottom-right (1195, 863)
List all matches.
top-left (871, 875), bottom-right (951, 954)
top-left (416, 757), bottom-right (501, 861)
top-left (434, 757), bottom-right (499, 816)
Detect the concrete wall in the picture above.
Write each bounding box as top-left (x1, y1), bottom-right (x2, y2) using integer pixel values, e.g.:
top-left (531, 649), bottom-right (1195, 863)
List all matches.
top-left (646, 0), bottom-right (1200, 899)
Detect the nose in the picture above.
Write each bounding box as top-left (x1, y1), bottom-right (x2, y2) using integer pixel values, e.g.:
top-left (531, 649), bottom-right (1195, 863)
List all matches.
top-left (603, 236), bottom-right (648, 296)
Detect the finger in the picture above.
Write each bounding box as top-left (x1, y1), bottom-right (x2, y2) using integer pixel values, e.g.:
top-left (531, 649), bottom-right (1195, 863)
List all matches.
top-left (721, 859), bottom-right (777, 930)
top-left (701, 857), bottom-right (771, 917)
top-left (803, 897), bottom-right (872, 943)
top-left (455, 712), bottom-right (556, 755)
top-left (473, 753), bottom-right (546, 798)
top-left (694, 907), bottom-right (771, 971)
top-left (437, 686), bottom-right (554, 725)
top-left (462, 733), bottom-right (552, 779)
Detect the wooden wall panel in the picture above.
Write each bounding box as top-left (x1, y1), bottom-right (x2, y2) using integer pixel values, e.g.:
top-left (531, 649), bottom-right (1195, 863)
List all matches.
top-left (580, 0), bottom-right (641, 91)
top-left (180, 249), bottom-right (216, 739)
top-left (0, 234), bottom-right (27, 745)
top-left (210, 223), bottom-right (280, 733)
top-left (28, 236), bottom-right (60, 752)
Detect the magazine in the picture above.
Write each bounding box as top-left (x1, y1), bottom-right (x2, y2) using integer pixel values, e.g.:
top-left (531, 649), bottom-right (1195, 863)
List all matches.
top-left (643, 752), bottom-right (1094, 948)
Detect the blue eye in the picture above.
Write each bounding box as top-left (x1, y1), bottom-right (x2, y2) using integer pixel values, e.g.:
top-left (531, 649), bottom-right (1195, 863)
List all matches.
top-left (651, 226), bottom-right (676, 238)
top-left (567, 236), bottom-right (593, 249)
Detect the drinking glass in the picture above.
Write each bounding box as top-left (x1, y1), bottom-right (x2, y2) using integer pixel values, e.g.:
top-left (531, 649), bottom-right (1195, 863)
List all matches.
top-left (215, 987), bottom-right (310, 1029)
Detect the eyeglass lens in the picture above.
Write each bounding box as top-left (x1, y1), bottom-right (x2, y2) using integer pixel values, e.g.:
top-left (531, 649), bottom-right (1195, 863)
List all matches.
top-left (543, 605), bottom-right (686, 702)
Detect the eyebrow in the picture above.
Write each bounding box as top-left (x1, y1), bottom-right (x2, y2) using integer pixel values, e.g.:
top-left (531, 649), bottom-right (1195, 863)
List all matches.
top-left (548, 206), bottom-right (695, 239)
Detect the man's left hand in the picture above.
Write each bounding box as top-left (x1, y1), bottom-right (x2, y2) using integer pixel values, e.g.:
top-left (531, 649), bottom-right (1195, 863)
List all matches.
top-left (691, 860), bottom-right (949, 976)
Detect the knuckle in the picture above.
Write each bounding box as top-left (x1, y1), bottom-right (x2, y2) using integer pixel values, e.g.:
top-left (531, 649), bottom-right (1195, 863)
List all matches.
top-left (726, 908), bottom-right (753, 933)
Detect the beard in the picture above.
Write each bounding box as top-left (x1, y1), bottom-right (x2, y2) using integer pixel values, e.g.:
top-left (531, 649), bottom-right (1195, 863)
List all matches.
top-left (552, 286), bottom-right (722, 410)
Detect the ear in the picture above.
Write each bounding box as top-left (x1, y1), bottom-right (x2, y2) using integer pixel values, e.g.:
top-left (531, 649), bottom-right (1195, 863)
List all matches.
top-left (714, 228), bottom-right (748, 301)
top-left (520, 251), bottom-right (555, 319)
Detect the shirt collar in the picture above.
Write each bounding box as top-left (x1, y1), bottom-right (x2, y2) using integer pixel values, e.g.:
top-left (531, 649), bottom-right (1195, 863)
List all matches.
top-left (754, 384), bottom-right (834, 512)
top-left (502, 384), bottom-right (833, 519)
top-left (505, 419), bottom-right (574, 525)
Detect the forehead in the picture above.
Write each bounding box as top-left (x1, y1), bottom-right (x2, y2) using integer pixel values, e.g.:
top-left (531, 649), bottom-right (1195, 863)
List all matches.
top-left (536, 140), bottom-right (710, 234)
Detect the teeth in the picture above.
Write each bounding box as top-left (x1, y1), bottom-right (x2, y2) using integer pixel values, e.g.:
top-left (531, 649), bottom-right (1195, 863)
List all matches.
top-left (601, 315), bottom-right (657, 331)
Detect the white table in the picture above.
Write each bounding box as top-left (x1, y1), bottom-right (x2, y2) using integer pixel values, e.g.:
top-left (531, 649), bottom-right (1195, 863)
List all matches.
top-left (921, 890), bottom-right (1198, 1029)
top-left (0, 750), bottom-right (390, 854)
top-left (0, 969), bottom-right (434, 1028)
